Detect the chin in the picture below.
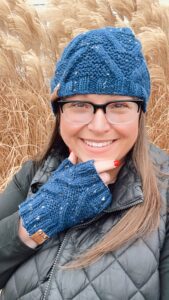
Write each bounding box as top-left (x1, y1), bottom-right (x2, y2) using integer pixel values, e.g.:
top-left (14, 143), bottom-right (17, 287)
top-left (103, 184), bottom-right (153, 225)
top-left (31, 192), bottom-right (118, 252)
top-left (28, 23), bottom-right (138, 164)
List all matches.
top-left (78, 153), bottom-right (111, 162)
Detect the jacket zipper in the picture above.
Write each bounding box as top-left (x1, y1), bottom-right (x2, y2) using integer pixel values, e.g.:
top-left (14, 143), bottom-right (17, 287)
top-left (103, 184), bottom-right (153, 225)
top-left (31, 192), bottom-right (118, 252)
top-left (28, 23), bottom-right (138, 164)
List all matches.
top-left (42, 232), bottom-right (69, 300)
top-left (41, 213), bottom-right (105, 300)
top-left (42, 198), bottom-right (143, 299)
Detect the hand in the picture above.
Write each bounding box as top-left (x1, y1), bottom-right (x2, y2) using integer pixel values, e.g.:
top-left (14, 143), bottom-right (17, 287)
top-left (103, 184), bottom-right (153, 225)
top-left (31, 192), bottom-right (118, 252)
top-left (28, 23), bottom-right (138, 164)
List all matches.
top-left (19, 156), bottom-right (118, 239)
top-left (18, 218), bottom-right (38, 248)
top-left (69, 152), bottom-right (123, 185)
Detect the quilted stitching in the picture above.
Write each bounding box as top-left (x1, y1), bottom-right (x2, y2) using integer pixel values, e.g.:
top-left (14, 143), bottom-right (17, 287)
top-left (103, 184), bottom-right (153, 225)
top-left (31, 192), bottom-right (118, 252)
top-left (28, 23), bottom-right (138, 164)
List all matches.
top-left (3, 145), bottom-right (168, 300)
top-left (48, 229), bottom-right (163, 299)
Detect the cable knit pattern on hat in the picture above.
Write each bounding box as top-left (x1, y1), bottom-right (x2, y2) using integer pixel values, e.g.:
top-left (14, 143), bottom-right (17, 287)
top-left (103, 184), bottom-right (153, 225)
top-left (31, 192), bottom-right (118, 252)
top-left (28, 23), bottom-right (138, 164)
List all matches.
top-left (19, 159), bottom-right (112, 237)
top-left (51, 27), bottom-right (150, 112)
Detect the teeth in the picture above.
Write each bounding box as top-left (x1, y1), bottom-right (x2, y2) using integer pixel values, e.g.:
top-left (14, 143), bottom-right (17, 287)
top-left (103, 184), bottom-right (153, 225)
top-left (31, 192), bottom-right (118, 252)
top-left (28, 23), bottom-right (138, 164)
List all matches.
top-left (84, 140), bottom-right (113, 148)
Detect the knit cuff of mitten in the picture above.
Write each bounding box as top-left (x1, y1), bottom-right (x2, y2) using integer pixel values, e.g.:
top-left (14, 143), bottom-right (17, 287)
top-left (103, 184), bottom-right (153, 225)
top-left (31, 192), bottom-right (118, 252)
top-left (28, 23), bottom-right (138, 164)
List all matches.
top-left (19, 159), bottom-right (112, 238)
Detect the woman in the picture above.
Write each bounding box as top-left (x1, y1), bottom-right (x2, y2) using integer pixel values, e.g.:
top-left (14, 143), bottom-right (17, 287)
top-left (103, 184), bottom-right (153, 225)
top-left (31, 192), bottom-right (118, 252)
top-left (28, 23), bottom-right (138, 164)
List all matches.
top-left (0, 27), bottom-right (168, 300)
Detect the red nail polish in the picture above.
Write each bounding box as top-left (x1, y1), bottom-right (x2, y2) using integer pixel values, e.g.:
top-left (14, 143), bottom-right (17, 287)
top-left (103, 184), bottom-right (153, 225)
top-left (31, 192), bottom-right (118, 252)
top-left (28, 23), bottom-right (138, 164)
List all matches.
top-left (114, 160), bottom-right (120, 167)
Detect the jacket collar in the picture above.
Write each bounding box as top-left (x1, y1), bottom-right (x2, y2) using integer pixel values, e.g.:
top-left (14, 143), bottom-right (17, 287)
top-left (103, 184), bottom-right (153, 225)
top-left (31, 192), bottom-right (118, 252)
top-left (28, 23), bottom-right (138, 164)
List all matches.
top-left (105, 159), bottom-right (144, 213)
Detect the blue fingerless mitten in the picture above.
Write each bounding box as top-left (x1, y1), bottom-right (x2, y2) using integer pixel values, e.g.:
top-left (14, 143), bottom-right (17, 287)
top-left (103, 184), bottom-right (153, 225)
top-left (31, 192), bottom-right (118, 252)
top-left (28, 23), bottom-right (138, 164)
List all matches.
top-left (19, 159), bottom-right (112, 237)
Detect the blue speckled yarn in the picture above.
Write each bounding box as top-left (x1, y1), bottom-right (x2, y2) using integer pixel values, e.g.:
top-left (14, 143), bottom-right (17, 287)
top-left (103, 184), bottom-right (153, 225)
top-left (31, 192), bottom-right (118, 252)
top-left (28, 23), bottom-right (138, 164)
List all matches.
top-left (19, 159), bottom-right (112, 237)
top-left (51, 27), bottom-right (150, 112)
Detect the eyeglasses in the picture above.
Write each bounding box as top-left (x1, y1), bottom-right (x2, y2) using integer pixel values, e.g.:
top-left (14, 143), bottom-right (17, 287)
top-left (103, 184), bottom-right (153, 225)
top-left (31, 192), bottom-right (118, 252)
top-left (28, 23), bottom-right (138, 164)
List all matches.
top-left (55, 98), bottom-right (143, 124)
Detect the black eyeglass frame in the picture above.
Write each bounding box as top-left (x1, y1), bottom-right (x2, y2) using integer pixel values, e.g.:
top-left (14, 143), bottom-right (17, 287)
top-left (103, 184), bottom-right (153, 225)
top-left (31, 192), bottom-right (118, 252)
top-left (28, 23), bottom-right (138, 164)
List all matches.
top-left (54, 97), bottom-right (143, 114)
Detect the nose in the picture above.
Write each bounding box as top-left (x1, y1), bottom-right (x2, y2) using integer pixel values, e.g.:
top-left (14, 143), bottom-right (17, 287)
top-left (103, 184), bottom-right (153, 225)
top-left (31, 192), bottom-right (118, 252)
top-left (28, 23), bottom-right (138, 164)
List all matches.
top-left (87, 109), bottom-right (111, 133)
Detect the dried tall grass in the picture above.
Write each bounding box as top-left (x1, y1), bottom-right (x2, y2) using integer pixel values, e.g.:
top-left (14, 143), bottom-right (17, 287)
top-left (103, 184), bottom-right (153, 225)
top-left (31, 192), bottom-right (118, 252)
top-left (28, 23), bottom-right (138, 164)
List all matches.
top-left (0, 0), bottom-right (54, 190)
top-left (0, 0), bottom-right (169, 191)
top-left (45, 0), bottom-right (169, 154)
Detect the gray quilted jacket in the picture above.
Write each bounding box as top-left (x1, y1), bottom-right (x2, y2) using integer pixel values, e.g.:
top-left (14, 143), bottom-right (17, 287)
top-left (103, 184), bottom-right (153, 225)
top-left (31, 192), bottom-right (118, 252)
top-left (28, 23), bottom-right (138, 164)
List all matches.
top-left (0, 145), bottom-right (169, 300)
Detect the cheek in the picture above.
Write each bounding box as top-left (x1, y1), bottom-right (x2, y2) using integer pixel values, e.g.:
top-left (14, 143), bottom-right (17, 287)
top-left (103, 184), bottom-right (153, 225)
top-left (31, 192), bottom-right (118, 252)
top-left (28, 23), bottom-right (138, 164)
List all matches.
top-left (113, 121), bottom-right (139, 161)
top-left (59, 116), bottom-right (82, 147)
top-left (59, 117), bottom-right (71, 144)
top-left (115, 120), bottom-right (139, 144)
top-left (127, 123), bottom-right (139, 141)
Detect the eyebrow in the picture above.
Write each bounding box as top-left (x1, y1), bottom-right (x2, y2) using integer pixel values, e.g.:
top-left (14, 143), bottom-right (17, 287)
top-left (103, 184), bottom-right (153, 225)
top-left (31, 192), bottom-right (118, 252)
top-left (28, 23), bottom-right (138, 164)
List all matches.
top-left (58, 97), bottom-right (142, 103)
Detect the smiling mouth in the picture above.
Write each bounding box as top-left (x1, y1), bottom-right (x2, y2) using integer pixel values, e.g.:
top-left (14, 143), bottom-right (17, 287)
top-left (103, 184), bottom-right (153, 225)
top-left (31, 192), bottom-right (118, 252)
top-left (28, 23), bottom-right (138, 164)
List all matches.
top-left (82, 139), bottom-right (117, 148)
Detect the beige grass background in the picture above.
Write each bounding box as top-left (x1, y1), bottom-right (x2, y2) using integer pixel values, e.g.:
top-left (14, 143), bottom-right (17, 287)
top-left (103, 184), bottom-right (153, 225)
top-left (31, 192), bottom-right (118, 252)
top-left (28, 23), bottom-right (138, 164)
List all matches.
top-left (0, 0), bottom-right (169, 191)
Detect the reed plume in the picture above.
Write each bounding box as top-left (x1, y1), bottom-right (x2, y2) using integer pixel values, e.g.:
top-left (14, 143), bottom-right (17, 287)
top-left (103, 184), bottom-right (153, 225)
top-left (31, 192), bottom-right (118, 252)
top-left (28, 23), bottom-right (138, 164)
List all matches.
top-left (0, 0), bottom-right (168, 191)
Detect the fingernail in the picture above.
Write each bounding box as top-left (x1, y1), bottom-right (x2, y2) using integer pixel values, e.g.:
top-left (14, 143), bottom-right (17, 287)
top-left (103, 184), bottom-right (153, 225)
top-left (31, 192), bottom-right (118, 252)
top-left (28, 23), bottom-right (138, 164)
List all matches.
top-left (114, 160), bottom-right (120, 167)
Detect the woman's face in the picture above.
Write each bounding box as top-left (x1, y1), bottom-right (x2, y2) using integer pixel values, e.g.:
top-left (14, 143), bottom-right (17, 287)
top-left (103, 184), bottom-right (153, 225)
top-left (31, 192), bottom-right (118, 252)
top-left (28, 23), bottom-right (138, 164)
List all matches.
top-left (59, 94), bottom-right (140, 162)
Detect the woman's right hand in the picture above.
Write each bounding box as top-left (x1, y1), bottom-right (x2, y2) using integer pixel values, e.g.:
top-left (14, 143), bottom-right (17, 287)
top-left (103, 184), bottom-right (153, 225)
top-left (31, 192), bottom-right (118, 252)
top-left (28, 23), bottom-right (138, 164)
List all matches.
top-left (18, 218), bottom-right (38, 248)
top-left (69, 151), bottom-right (122, 186)
top-left (18, 153), bottom-right (121, 244)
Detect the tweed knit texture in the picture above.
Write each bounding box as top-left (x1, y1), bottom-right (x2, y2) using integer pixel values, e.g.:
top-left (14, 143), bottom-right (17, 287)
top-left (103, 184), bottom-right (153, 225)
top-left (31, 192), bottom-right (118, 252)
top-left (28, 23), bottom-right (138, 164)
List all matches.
top-left (19, 159), bottom-right (112, 237)
top-left (51, 27), bottom-right (150, 112)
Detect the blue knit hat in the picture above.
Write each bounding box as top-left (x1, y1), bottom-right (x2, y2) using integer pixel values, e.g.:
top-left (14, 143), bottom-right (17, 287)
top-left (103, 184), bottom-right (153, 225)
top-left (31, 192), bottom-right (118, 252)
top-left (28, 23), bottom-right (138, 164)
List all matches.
top-left (51, 27), bottom-right (150, 112)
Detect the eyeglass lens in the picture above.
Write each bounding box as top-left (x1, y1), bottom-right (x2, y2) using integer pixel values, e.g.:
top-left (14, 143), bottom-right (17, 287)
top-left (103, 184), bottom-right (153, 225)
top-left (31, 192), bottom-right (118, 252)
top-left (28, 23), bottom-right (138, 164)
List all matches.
top-left (61, 101), bottom-right (140, 124)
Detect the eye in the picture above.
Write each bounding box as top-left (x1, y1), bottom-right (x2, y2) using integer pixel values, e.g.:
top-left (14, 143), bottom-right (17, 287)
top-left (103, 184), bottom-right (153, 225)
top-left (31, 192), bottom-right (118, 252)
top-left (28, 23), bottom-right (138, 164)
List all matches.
top-left (71, 102), bottom-right (86, 107)
top-left (108, 102), bottom-right (129, 109)
top-left (68, 102), bottom-right (91, 110)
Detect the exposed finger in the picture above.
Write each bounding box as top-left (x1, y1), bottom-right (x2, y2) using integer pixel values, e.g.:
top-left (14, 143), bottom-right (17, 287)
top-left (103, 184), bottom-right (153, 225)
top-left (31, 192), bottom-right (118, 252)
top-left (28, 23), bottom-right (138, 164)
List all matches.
top-left (100, 170), bottom-right (118, 184)
top-left (94, 160), bottom-right (121, 173)
top-left (68, 152), bottom-right (78, 164)
top-left (99, 172), bottom-right (112, 185)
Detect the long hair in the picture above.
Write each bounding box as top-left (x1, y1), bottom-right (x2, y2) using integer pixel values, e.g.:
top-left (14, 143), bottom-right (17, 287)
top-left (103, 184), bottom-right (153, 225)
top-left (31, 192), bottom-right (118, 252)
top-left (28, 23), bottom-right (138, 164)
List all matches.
top-left (38, 111), bottom-right (161, 269)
